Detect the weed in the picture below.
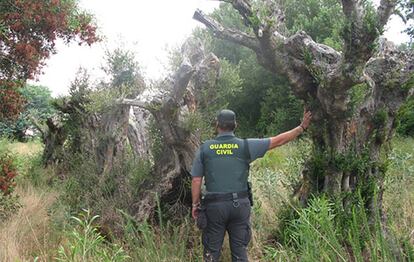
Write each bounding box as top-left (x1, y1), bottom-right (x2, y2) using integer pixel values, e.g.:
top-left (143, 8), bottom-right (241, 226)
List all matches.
top-left (56, 209), bottom-right (129, 262)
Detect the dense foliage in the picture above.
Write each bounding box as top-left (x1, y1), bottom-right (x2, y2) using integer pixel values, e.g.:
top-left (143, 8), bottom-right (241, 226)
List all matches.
top-left (283, 0), bottom-right (343, 50)
top-left (0, 80), bottom-right (26, 121)
top-left (0, 142), bottom-right (21, 221)
top-left (194, 35), bottom-right (302, 137)
top-left (0, 0), bottom-right (99, 120)
top-left (397, 97), bottom-right (414, 137)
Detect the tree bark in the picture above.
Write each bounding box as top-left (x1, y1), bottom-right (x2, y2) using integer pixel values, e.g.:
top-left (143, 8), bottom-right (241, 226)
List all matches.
top-left (127, 107), bottom-right (151, 158)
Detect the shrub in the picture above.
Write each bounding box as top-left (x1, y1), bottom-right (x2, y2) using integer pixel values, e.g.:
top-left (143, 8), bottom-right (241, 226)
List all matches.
top-left (0, 192), bottom-right (20, 221)
top-left (0, 152), bottom-right (18, 195)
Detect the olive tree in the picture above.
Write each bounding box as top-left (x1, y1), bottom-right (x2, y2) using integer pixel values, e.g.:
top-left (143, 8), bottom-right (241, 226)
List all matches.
top-left (194, 0), bottom-right (414, 217)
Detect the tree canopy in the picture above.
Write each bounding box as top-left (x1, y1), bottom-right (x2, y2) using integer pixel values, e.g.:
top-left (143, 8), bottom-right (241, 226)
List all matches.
top-left (0, 0), bottom-right (99, 121)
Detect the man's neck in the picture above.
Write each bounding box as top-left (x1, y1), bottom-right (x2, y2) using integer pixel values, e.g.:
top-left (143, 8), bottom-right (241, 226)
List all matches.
top-left (216, 130), bottom-right (235, 137)
top-left (217, 128), bottom-right (232, 134)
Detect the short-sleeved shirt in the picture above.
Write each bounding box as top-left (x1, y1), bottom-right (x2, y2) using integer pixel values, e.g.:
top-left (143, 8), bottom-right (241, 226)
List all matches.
top-left (191, 132), bottom-right (270, 177)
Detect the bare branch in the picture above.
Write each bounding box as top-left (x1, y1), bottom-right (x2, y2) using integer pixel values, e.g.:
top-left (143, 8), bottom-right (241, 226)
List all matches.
top-left (339, 0), bottom-right (398, 84)
top-left (377, 0), bottom-right (397, 28)
top-left (118, 98), bottom-right (150, 110)
top-left (193, 9), bottom-right (260, 51)
top-left (169, 63), bottom-right (195, 105)
top-left (340, 0), bottom-right (368, 65)
top-left (229, 0), bottom-right (286, 41)
top-left (28, 115), bottom-right (46, 139)
top-left (341, 0), bottom-right (360, 18)
top-left (261, 0), bottom-right (287, 33)
top-left (226, 0), bottom-right (256, 29)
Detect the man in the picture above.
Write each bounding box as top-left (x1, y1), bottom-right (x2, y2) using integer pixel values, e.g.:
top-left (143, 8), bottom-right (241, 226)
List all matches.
top-left (191, 109), bottom-right (312, 262)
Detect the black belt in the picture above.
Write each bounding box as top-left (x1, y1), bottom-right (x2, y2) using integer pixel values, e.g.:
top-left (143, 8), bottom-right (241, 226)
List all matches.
top-left (203, 191), bottom-right (248, 206)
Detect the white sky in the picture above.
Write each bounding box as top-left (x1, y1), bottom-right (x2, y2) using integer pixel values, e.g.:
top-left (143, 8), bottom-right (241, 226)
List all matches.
top-left (30, 0), bottom-right (411, 97)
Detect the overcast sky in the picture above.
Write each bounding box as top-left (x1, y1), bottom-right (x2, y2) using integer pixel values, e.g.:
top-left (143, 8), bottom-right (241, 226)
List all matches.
top-left (30, 0), bottom-right (411, 97)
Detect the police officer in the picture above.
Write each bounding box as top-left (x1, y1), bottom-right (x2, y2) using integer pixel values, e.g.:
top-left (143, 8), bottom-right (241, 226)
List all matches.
top-left (191, 109), bottom-right (312, 262)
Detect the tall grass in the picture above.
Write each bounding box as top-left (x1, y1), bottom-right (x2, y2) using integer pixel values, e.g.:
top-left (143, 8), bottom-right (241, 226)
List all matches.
top-left (0, 185), bottom-right (58, 261)
top-left (56, 209), bottom-right (129, 262)
top-left (249, 138), bottom-right (414, 261)
top-left (0, 138), bottom-right (58, 261)
top-left (384, 136), bottom-right (414, 246)
top-left (271, 195), bottom-right (408, 262)
top-left (56, 209), bottom-right (204, 262)
top-left (120, 210), bottom-right (203, 261)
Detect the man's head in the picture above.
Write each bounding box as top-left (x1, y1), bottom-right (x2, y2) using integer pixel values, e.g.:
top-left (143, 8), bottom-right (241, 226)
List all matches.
top-left (216, 109), bottom-right (236, 132)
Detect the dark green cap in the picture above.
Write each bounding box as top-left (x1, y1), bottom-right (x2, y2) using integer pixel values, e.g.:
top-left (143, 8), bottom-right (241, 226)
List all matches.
top-left (217, 109), bottom-right (236, 125)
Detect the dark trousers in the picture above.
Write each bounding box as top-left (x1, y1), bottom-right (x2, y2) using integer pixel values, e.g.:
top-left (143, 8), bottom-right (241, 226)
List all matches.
top-left (202, 197), bottom-right (251, 262)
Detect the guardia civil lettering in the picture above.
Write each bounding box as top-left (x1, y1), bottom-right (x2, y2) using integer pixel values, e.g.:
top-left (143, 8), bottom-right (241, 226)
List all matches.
top-left (209, 143), bottom-right (239, 155)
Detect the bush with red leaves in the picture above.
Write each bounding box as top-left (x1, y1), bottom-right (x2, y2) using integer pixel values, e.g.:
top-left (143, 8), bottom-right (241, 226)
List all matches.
top-left (0, 80), bottom-right (26, 121)
top-left (0, 153), bottom-right (19, 196)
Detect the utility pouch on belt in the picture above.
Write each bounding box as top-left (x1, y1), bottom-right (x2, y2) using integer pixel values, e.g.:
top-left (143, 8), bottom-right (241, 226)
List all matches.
top-left (196, 201), bottom-right (207, 230)
top-left (247, 181), bottom-right (253, 206)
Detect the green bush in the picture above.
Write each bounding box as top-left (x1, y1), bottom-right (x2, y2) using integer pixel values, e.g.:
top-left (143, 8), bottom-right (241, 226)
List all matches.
top-left (56, 148), bottom-right (153, 239)
top-left (0, 192), bottom-right (21, 221)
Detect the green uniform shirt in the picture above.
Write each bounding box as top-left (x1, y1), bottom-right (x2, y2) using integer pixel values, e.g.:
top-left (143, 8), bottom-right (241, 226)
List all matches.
top-left (191, 132), bottom-right (270, 192)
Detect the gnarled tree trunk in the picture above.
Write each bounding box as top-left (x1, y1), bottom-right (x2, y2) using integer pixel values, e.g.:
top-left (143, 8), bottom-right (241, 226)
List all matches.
top-left (121, 38), bottom-right (221, 222)
top-left (30, 115), bottom-right (66, 167)
top-left (194, 0), bottom-right (414, 217)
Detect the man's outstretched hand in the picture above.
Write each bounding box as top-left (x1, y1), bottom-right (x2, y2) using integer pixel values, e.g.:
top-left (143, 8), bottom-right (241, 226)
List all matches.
top-left (301, 109), bottom-right (312, 130)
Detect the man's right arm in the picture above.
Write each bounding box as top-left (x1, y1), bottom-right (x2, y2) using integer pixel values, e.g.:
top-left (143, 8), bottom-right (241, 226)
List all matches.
top-left (191, 149), bottom-right (204, 219)
top-left (268, 126), bottom-right (304, 150)
top-left (191, 176), bottom-right (203, 219)
top-left (268, 110), bottom-right (312, 150)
